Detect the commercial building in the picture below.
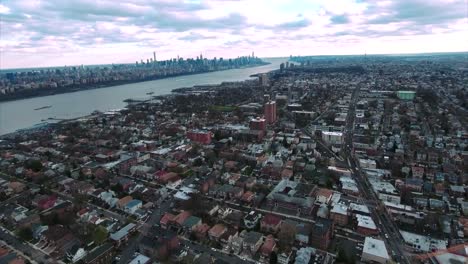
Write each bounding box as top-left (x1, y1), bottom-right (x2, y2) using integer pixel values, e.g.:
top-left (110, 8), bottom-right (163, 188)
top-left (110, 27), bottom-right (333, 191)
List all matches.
top-left (264, 101), bottom-right (277, 124)
top-left (129, 254), bottom-right (150, 264)
top-left (356, 214), bottom-right (379, 236)
top-left (292, 111), bottom-right (315, 119)
top-left (361, 237), bottom-right (390, 264)
top-left (397, 90), bottom-right (416, 100)
top-left (321, 131), bottom-right (343, 145)
top-left (266, 180), bottom-right (316, 215)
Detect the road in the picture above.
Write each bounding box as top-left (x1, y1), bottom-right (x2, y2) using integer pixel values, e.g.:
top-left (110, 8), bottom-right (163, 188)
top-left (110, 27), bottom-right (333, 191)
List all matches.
top-left (117, 192), bottom-right (173, 264)
top-left (180, 237), bottom-right (254, 264)
top-left (342, 86), bottom-right (410, 264)
top-left (52, 190), bottom-right (127, 223)
top-left (0, 171), bottom-right (126, 223)
top-left (206, 193), bottom-right (365, 241)
top-left (0, 228), bottom-right (50, 264)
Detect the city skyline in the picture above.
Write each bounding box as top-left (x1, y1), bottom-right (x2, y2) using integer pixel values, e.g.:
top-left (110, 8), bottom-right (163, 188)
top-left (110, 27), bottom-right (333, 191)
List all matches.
top-left (1, 0), bottom-right (467, 69)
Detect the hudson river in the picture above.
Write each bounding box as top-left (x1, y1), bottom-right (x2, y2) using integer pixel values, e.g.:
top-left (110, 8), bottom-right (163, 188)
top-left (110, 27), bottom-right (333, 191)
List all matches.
top-left (0, 58), bottom-right (285, 135)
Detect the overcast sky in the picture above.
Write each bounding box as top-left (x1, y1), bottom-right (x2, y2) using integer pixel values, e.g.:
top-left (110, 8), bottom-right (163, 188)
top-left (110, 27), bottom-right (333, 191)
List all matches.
top-left (0, 0), bottom-right (467, 69)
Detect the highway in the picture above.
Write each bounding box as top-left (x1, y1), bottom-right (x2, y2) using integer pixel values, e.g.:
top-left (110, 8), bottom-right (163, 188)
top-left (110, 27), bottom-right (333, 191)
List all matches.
top-left (342, 85), bottom-right (410, 264)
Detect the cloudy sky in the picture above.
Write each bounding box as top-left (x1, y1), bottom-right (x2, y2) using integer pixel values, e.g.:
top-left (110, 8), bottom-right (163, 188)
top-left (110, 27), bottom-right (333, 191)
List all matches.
top-left (0, 0), bottom-right (467, 69)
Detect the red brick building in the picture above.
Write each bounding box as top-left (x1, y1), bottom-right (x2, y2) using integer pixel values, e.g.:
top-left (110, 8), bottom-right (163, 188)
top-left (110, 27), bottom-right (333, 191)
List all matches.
top-left (260, 214), bottom-right (283, 234)
top-left (264, 101), bottom-right (277, 124)
top-left (311, 218), bottom-right (333, 250)
top-left (187, 130), bottom-right (212, 144)
top-left (250, 118), bottom-right (266, 131)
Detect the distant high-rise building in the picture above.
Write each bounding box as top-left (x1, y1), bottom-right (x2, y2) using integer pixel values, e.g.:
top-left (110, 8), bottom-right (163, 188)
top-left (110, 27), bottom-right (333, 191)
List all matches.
top-left (264, 101), bottom-right (277, 124)
top-left (280, 63), bottom-right (285, 72)
top-left (259, 73), bottom-right (268, 86)
top-left (153, 52), bottom-right (156, 62)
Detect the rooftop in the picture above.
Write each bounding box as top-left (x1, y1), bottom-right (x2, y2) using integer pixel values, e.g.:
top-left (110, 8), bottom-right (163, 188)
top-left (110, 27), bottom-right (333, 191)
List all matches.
top-left (110, 223), bottom-right (136, 241)
top-left (129, 253), bottom-right (150, 264)
top-left (400, 230), bottom-right (447, 252)
top-left (362, 237), bottom-right (390, 260)
top-left (267, 179), bottom-right (315, 208)
top-left (356, 214), bottom-right (377, 230)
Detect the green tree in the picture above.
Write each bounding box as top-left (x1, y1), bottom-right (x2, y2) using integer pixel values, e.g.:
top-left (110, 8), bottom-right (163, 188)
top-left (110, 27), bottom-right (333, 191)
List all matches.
top-left (111, 183), bottom-right (124, 195)
top-left (192, 158), bottom-right (203, 167)
top-left (26, 160), bottom-right (43, 172)
top-left (336, 248), bottom-right (347, 263)
top-left (282, 136), bottom-right (288, 148)
top-left (16, 227), bottom-right (33, 241)
top-left (269, 251), bottom-right (278, 264)
top-left (93, 226), bottom-right (108, 245)
top-left (73, 194), bottom-right (87, 209)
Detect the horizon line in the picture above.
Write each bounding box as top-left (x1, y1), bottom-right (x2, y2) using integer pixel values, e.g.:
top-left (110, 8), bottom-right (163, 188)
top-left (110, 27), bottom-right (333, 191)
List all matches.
top-left (1, 50), bottom-right (467, 71)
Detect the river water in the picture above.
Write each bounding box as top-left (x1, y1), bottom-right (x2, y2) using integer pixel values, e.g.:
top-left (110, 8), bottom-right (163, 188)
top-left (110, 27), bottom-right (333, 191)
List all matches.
top-left (0, 58), bottom-right (285, 135)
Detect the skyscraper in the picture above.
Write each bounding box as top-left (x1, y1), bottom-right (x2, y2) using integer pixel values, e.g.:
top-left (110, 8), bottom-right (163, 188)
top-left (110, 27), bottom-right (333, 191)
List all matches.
top-left (259, 73), bottom-right (268, 86)
top-left (264, 101), bottom-right (277, 124)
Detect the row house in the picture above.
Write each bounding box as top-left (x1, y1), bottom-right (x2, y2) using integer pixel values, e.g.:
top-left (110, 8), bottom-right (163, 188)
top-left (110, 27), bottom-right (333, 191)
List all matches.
top-left (259, 235), bottom-right (277, 263)
top-left (208, 224), bottom-right (227, 241)
top-left (260, 214), bottom-right (283, 234)
top-left (241, 231), bottom-right (264, 258)
top-left (139, 229), bottom-right (180, 260)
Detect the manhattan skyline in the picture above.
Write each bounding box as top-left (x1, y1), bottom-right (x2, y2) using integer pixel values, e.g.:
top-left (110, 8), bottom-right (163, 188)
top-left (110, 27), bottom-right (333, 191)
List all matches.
top-left (1, 0), bottom-right (467, 69)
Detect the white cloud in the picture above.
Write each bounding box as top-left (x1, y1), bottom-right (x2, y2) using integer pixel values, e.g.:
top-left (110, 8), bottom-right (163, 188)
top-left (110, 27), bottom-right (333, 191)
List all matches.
top-left (0, 4), bottom-right (11, 14)
top-left (0, 0), bottom-right (466, 68)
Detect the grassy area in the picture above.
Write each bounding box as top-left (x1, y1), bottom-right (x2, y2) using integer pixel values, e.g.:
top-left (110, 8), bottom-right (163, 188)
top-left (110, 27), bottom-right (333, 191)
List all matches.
top-left (210, 105), bottom-right (237, 112)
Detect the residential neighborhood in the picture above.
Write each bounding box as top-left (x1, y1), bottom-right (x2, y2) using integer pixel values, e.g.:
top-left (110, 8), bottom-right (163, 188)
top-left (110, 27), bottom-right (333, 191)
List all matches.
top-left (0, 54), bottom-right (467, 264)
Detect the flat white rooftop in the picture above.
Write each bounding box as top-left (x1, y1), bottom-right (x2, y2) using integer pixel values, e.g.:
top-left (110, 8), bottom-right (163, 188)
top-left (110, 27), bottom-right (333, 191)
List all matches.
top-left (322, 131), bottom-right (343, 136)
top-left (362, 237), bottom-right (390, 260)
top-left (357, 214), bottom-right (377, 230)
top-left (400, 230), bottom-right (447, 252)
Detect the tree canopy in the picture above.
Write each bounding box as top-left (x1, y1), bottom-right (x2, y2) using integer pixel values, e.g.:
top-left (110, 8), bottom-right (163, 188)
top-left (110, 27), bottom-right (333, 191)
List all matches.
top-left (93, 226), bottom-right (109, 245)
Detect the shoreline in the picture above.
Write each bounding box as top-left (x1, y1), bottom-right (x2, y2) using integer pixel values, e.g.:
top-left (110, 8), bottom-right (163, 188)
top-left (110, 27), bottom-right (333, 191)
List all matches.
top-left (0, 63), bottom-right (279, 138)
top-left (0, 62), bottom-right (269, 103)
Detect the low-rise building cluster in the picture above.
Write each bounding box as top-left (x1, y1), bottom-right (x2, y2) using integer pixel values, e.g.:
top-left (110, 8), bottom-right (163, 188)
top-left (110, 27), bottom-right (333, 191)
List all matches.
top-left (0, 54), bottom-right (466, 263)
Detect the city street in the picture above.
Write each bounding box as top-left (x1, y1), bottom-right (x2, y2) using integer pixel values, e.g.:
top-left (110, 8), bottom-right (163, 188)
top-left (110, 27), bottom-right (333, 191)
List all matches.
top-left (118, 193), bottom-right (173, 264)
top-left (0, 228), bottom-right (50, 264)
top-left (343, 85), bottom-right (410, 264)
